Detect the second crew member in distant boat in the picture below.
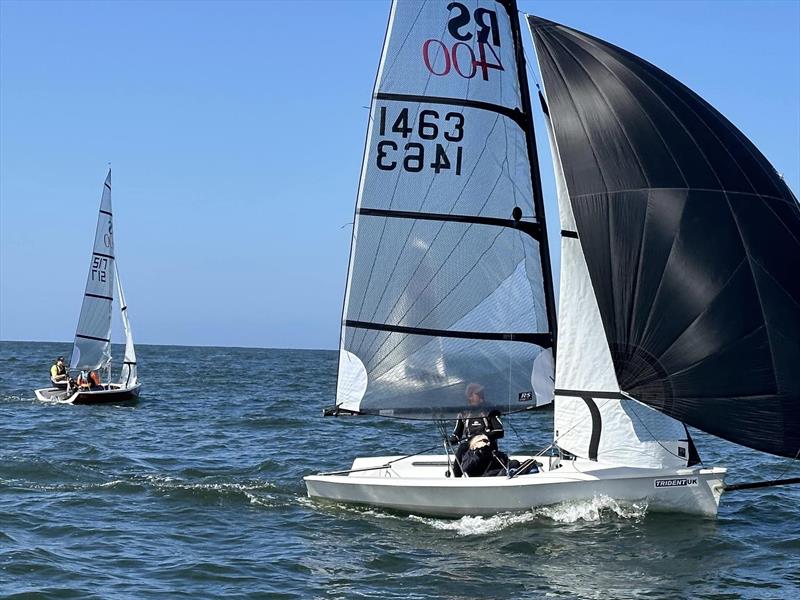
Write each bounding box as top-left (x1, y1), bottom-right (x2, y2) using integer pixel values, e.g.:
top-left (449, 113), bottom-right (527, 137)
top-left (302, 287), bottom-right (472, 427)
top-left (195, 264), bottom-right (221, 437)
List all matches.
top-left (50, 356), bottom-right (68, 384)
top-left (77, 370), bottom-right (103, 391)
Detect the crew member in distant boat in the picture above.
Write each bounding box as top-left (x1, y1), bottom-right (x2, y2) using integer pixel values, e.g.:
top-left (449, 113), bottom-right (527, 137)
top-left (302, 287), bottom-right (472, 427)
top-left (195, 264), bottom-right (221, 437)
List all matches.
top-left (449, 383), bottom-right (515, 477)
top-left (77, 370), bottom-right (103, 391)
top-left (50, 356), bottom-right (68, 384)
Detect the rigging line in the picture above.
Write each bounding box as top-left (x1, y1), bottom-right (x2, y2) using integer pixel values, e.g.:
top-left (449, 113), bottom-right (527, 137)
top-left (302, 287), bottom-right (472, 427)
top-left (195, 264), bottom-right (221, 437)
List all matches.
top-left (357, 115), bottom-right (505, 363)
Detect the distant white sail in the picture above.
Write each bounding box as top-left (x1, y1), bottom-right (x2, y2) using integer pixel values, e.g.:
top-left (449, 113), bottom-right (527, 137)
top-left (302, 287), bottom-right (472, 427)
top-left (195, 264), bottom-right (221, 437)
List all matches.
top-left (70, 169), bottom-right (115, 372)
top-left (115, 263), bottom-right (137, 387)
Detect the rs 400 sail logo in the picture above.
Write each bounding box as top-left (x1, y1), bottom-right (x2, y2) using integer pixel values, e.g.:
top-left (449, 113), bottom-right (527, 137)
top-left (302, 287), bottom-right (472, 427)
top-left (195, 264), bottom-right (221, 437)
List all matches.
top-left (423, 2), bottom-right (504, 81)
top-left (654, 477), bottom-right (699, 489)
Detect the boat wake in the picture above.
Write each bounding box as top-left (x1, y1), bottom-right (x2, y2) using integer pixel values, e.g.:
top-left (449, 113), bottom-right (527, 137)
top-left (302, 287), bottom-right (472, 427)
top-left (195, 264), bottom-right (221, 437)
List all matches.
top-left (410, 495), bottom-right (648, 536)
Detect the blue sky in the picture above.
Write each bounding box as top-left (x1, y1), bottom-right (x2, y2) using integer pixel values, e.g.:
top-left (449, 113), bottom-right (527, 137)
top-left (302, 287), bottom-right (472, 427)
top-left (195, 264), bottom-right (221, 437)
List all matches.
top-left (1, 0), bottom-right (797, 350)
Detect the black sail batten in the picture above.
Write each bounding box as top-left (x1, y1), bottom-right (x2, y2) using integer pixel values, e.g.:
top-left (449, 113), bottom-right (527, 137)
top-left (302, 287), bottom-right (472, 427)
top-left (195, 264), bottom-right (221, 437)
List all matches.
top-left (333, 0), bottom-right (557, 420)
top-left (346, 319), bottom-right (553, 347)
top-left (375, 92), bottom-right (528, 130)
top-left (358, 207), bottom-right (543, 242)
top-left (529, 15), bottom-right (800, 458)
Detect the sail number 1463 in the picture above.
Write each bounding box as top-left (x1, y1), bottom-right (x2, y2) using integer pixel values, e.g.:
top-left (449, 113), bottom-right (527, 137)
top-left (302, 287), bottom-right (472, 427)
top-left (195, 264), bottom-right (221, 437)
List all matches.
top-left (376, 107), bottom-right (464, 176)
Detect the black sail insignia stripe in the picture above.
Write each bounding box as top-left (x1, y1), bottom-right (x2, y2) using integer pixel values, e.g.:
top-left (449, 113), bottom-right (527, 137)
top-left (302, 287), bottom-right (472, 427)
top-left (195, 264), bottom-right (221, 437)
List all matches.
top-left (555, 388), bottom-right (626, 399)
top-left (358, 207), bottom-right (543, 242)
top-left (93, 252), bottom-right (115, 260)
top-left (76, 333), bottom-right (111, 342)
top-left (581, 397), bottom-right (602, 460)
top-left (374, 92), bottom-right (528, 130)
top-left (561, 229), bottom-right (578, 238)
top-left (99, 209), bottom-right (112, 216)
top-left (104, 183), bottom-right (111, 190)
top-left (85, 293), bottom-right (113, 301)
top-left (121, 306), bottom-right (127, 311)
top-left (346, 319), bottom-right (553, 347)
top-left (123, 361), bottom-right (136, 365)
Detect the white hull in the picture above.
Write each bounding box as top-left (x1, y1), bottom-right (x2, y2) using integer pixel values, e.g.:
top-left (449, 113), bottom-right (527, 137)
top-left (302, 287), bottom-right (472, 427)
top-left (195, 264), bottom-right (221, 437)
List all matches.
top-left (305, 455), bottom-right (726, 518)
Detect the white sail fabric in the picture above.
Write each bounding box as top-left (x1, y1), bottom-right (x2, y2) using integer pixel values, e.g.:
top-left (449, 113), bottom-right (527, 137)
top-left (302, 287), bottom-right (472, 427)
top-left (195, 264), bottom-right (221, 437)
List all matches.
top-left (539, 87), bottom-right (690, 468)
top-left (70, 170), bottom-right (115, 372)
top-left (115, 263), bottom-right (137, 387)
top-left (337, 0), bottom-right (555, 418)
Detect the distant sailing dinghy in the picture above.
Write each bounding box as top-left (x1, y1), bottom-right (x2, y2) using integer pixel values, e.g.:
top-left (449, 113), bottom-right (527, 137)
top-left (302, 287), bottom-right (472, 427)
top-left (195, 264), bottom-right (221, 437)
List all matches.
top-left (304, 1), bottom-right (799, 518)
top-left (35, 170), bottom-right (141, 405)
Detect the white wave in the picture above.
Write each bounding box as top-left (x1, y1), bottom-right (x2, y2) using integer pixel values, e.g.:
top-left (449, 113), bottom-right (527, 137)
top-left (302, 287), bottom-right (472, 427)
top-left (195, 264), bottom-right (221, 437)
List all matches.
top-left (409, 495), bottom-right (648, 536)
top-left (536, 495), bottom-right (648, 523)
top-left (410, 512), bottom-right (538, 535)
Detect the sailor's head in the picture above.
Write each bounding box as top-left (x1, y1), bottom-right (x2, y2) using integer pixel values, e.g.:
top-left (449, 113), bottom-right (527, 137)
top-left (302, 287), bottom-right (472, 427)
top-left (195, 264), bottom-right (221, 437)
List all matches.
top-left (56, 356), bottom-right (64, 364)
top-left (465, 383), bottom-right (485, 406)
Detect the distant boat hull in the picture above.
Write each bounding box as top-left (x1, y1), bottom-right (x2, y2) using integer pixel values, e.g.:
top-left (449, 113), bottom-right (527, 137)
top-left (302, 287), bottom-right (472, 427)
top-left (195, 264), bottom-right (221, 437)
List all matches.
top-left (305, 455), bottom-right (726, 518)
top-left (34, 383), bottom-right (141, 405)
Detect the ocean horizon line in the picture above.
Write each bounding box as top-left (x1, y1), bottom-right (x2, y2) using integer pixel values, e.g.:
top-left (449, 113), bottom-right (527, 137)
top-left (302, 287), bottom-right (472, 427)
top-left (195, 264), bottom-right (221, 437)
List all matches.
top-left (0, 338), bottom-right (338, 353)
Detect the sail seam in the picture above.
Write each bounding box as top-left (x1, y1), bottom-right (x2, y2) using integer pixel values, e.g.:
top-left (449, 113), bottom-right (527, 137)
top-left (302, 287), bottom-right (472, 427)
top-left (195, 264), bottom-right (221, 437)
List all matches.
top-left (568, 187), bottom-right (794, 203)
top-left (569, 24), bottom-right (762, 197)
top-left (546, 31), bottom-right (654, 190)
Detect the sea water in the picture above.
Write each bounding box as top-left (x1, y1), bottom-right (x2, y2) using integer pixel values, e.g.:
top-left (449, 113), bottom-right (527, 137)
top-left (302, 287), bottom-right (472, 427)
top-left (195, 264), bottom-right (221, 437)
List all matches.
top-left (1, 341), bottom-right (798, 599)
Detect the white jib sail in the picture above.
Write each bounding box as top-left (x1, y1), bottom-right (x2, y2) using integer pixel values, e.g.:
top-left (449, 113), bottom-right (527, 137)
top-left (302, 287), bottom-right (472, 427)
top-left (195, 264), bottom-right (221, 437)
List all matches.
top-left (537, 83), bottom-right (691, 469)
top-left (70, 169), bottom-right (115, 372)
top-left (115, 262), bottom-right (137, 387)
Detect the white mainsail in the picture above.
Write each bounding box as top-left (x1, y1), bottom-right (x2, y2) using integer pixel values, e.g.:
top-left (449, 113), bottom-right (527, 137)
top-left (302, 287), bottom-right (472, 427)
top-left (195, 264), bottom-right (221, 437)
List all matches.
top-left (70, 169), bottom-right (116, 372)
top-left (115, 263), bottom-right (137, 387)
top-left (336, 0), bottom-right (557, 418)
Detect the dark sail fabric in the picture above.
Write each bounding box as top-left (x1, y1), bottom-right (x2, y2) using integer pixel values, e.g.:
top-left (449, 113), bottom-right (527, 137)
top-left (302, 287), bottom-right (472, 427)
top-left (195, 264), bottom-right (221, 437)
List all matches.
top-left (335, 1), bottom-right (557, 419)
top-left (529, 16), bottom-right (800, 458)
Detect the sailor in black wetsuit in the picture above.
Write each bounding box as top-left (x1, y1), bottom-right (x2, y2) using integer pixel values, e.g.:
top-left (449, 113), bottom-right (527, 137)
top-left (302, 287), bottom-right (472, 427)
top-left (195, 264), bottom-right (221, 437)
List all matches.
top-left (449, 383), bottom-right (510, 477)
top-left (449, 383), bottom-right (504, 450)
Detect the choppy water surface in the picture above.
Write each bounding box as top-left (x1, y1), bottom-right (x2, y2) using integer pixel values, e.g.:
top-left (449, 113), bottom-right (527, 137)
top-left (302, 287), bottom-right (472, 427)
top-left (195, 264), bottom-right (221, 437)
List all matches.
top-left (1, 341), bottom-right (798, 599)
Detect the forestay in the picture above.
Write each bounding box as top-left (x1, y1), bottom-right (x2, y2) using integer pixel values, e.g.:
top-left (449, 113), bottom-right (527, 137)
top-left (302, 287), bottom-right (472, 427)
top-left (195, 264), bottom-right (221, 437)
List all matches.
top-left (529, 16), bottom-right (800, 459)
top-left (71, 169), bottom-right (116, 372)
top-left (337, 0), bottom-right (557, 419)
top-left (115, 263), bottom-right (137, 387)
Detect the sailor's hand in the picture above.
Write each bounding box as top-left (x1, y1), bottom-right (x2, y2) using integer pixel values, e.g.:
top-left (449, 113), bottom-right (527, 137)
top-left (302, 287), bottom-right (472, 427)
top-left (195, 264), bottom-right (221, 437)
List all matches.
top-left (448, 434), bottom-right (460, 445)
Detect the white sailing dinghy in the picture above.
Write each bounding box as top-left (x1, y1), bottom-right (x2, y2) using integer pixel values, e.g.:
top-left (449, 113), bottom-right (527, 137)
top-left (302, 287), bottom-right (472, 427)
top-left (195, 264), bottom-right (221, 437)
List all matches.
top-left (35, 170), bottom-right (141, 405)
top-left (305, 1), bottom-right (799, 517)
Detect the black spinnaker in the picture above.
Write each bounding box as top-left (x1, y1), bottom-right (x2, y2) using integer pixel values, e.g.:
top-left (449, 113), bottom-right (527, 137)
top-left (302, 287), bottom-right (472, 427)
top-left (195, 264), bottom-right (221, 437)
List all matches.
top-left (529, 16), bottom-right (800, 458)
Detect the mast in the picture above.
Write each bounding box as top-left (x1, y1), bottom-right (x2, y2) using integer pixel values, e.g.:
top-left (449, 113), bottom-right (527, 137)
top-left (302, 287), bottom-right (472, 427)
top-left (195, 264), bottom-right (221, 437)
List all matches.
top-left (507, 0), bottom-right (558, 357)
